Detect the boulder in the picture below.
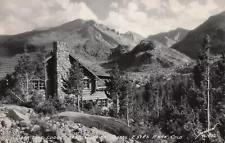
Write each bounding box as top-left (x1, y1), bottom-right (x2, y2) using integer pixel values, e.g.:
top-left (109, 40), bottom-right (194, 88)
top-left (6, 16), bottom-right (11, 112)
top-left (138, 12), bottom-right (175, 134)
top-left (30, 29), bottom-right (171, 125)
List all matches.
top-left (21, 136), bottom-right (30, 142)
top-left (56, 130), bottom-right (72, 143)
top-left (42, 139), bottom-right (49, 143)
top-left (71, 135), bottom-right (85, 143)
top-left (7, 109), bottom-right (29, 121)
top-left (32, 136), bottom-right (43, 143)
top-left (91, 128), bottom-right (118, 143)
top-left (19, 119), bottom-right (31, 127)
top-left (104, 135), bottom-right (118, 143)
top-left (1, 104), bottom-right (34, 114)
top-left (30, 125), bottom-right (41, 133)
top-left (85, 136), bottom-right (98, 143)
top-left (1, 118), bottom-right (12, 129)
top-left (138, 121), bottom-right (145, 126)
top-left (0, 112), bottom-right (6, 118)
top-left (62, 136), bottom-right (73, 143)
top-left (96, 136), bottom-right (105, 143)
top-left (2, 139), bottom-right (9, 143)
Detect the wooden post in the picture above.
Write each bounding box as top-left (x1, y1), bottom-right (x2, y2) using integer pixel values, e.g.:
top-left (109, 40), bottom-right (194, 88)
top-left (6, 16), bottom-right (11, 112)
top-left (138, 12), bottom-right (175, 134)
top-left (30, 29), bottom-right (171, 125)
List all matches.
top-left (81, 92), bottom-right (83, 111)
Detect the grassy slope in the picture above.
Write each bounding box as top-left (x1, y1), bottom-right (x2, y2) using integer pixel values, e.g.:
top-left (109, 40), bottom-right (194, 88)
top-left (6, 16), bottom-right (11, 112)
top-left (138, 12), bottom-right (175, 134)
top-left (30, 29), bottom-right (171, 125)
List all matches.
top-left (53, 111), bottom-right (132, 137)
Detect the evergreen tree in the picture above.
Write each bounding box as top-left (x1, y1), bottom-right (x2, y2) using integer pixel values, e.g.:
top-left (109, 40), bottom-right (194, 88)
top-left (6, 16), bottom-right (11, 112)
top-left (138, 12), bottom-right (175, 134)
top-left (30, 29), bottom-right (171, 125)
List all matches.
top-left (14, 46), bottom-right (35, 101)
top-left (190, 35), bottom-right (222, 142)
top-left (216, 52), bottom-right (225, 95)
top-left (34, 47), bottom-right (46, 79)
top-left (3, 46), bottom-right (47, 103)
top-left (119, 75), bottom-right (134, 126)
top-left (192, 35), bottom-right (210, 115)
top-left (105, 63), bottom-right (123, 117)
top-left (63, 61), bottom-right (84, 112)
top-left (215, 52), bottom-right (225, 140)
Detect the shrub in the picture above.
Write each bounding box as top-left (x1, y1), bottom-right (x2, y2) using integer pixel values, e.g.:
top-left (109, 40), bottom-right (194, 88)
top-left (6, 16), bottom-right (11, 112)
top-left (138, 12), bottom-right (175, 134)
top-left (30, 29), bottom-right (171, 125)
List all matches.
top-left (35, 99), bottom-right (57, 115)
top-left (88, 106), bottom-right (102, 115)
top-left (63, 95), bottom-right (78, 111)
top-left (83, 101), bottom-right (94, 110)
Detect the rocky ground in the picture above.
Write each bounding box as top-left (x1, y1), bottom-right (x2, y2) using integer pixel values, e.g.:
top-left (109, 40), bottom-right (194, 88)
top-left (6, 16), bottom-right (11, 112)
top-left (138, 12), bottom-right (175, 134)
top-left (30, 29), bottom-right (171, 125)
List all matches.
top-left (0, 105), bottom-right (137, 143)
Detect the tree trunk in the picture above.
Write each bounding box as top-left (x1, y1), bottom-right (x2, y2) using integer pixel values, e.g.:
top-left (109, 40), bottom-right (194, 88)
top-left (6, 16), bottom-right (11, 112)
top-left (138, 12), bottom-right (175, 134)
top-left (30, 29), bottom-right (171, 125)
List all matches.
top-left (26, 73), bottom-right (29, 102)
top-left (116, 94), bottom-right (119, 117)
top-left (77, 94), bottom-right (80, 112)
top-left (207, 49), bottom-right (210, 130)
top-left (20, 80), bottom-right (25, 95)
top-left (126, 93), bottom-right (130, 127)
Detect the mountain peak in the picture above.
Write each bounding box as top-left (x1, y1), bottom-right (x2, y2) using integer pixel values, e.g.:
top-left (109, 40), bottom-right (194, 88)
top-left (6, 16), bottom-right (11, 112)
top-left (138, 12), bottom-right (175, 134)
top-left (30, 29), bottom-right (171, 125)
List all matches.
top-left (175, 27), bottom-right (188, 31)
top-left (171, 11), bottom-right (225, 59)
top-left (71, 19), bottom-right (86, 23)
top-left (207, 10), bottom-right (225, 21)
top-left (123, 31), bottom-right (144, 43)
top-left (86, 20), bottom-right (97, 25)
top-left (147, 28), bottom-right (189, 48)
top-left (125, 31), bottom-right (133, 35)
top-left (124, 31), bottom-right (143, 37)
top-left (218, 10), bottom-right (225, 16)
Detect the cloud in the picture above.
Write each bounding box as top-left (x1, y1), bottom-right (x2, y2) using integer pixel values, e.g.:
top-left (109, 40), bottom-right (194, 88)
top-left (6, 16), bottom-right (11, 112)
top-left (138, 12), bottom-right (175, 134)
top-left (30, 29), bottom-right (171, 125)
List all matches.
top-left (0, 0), bottom-right (225, 37)
top-left (139, 0), bottom-right (162, 10)
top-left (0, 0), bottom-right (98, 35)
top-left (110, 2), bottom-right (119, 9)
top-left (168, 0), bottom-right (223, 28)
top-left (103, 0), bottom-right (224, 37)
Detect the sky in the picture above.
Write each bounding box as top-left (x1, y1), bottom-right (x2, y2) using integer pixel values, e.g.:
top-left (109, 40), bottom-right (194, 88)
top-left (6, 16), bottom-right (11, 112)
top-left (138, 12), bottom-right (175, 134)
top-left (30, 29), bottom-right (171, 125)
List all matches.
top-left (0, 0), bottom-right (225, 37)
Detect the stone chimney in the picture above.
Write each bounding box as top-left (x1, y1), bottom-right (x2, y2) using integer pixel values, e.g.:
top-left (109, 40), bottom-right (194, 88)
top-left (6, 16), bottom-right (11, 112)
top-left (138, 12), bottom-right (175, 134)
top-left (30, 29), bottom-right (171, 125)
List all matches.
top-left (53, 41), bottom-right (71, 101)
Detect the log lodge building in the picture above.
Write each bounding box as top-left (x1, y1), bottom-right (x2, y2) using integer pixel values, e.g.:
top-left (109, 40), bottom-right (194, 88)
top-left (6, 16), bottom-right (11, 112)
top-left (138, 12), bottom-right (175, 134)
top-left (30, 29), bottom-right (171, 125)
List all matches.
top-left (0, 41), bottom-right (111, 107)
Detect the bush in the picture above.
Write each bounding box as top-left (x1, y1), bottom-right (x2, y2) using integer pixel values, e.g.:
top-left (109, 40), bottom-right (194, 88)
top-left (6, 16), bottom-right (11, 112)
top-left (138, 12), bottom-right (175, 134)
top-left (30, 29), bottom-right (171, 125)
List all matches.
top-left (63, 95), bottom-right (77, 111)
top-left (88, 106), bottom-right (102, 115)
top-left (35, 99), bottom-right (57, 115)
top-left (83, 101), bottom-right (94, 110)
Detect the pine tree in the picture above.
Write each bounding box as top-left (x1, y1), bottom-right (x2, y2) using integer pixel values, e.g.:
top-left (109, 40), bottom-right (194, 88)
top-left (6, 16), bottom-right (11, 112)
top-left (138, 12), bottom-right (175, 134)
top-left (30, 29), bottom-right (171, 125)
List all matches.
top-left (192, 35), bottom-right (210, 111)
top-left (34, 47), bottom-right (46, 79)
top-left (191, 35), bottom-right (221, 141)
top-left (14, 46), bottom-right (34, 102)
top-left (63, 61), bottom-right (84, 112)
top-left (4, 46), bottom-right (47, 103)
top-left (119, 75), bottom-right (133, 126)
top-left (105, 63), bottom-right (123, 117)
top-left (217, 52), bottom-right (225, 95)
top-left (215, 52), bottom-right (225, 120)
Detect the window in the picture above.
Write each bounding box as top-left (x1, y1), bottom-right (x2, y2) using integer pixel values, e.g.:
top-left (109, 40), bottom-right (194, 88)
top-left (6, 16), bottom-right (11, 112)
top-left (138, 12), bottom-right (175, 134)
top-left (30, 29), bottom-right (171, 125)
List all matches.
top-left (34, 81), bottom-right (38, 90)
top-left (31, 80), bottom-right (45, 90)
top-left (39, 81), bottom-right (45, 90)
top-left (84, 79), bottom-right (90, 88)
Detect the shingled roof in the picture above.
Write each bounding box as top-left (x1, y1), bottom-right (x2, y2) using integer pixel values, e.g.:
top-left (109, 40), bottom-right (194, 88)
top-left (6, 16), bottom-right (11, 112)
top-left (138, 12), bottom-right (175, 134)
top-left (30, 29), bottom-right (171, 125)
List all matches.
top-left (0, 52), bottom-right (110, 80)
top-left (0, 55), bottom-right (21, 80)
top-left (69, 52), bottom-right (110, 77)
top-left (0, 53), bottom-right (52, 80)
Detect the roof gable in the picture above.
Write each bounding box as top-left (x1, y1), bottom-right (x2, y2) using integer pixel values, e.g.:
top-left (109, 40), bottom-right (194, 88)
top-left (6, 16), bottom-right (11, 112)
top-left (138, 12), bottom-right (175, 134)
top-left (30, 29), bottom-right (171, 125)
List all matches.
top-left (69, 54), bottom-right (100, 80)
